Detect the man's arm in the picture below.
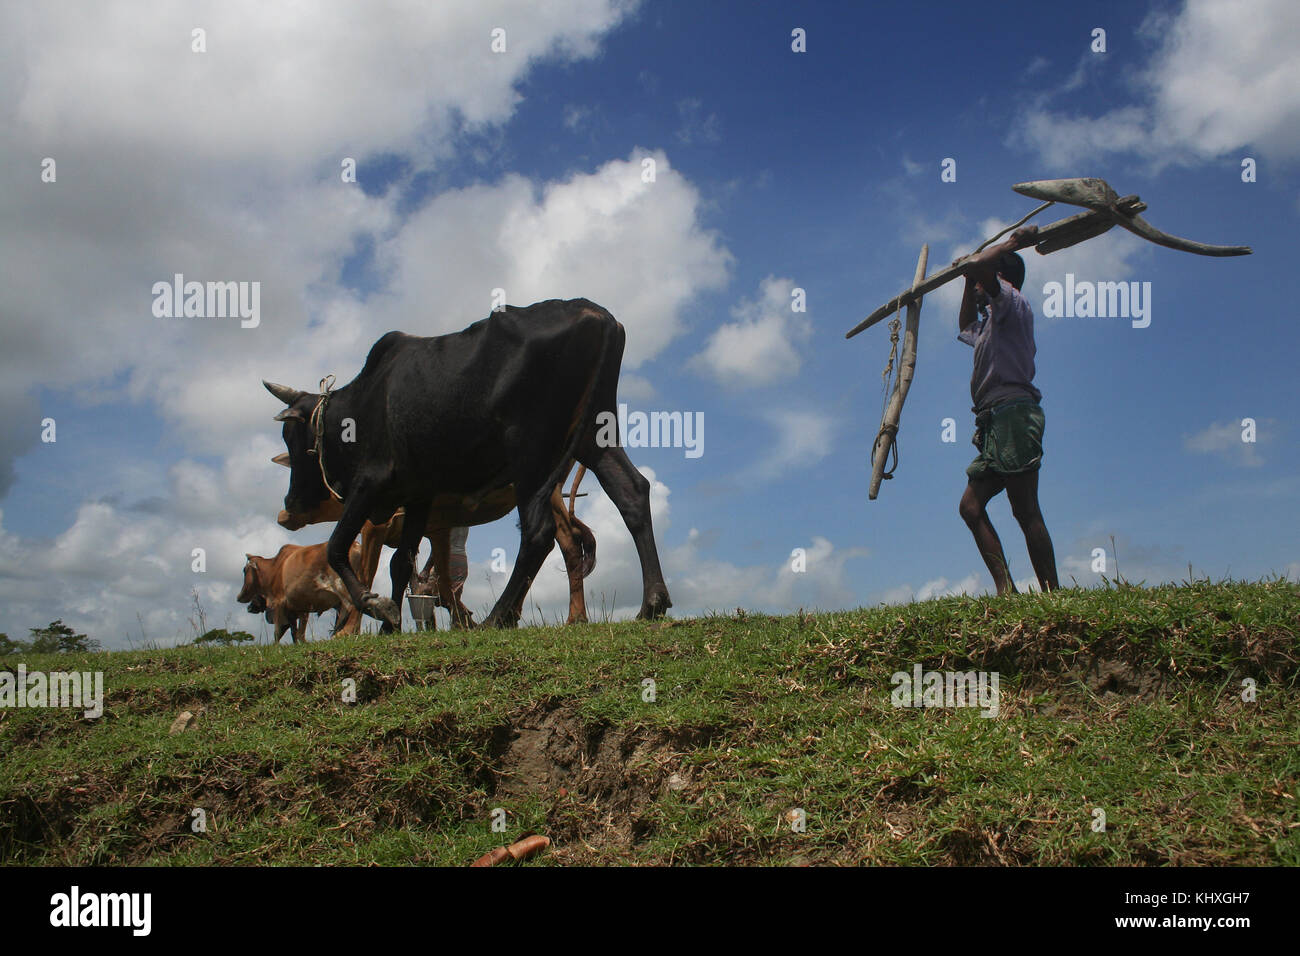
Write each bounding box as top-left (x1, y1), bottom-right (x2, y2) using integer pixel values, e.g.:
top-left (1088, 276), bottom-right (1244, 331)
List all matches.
top-left (955, 225), bottom-right (1039, 299)
top-left (958, 275), bottom-right (982, 334)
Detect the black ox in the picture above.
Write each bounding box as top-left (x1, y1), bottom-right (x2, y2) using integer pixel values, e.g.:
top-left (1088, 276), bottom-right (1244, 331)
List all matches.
top-left (263, 298), bottom-right (671, 631)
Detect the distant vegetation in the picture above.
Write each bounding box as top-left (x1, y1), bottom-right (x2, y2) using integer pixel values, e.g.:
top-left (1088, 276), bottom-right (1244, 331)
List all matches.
top-left (193, 629), bottom-right (257, 647)
top-left (0, 620), bottom-right (100, 656)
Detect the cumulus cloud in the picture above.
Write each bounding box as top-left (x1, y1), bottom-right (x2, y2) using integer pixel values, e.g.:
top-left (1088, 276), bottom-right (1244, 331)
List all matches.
top-left (692, 276), bottom-right (811, 388)
top-left (875, 573), bottom-right (980, 605)
top-left (1014, 0), bottom-right (1300, 167)
top-left (5, 0), bottom-right (637, 162)
top-left (746, 408), bottom-right (836, 482)
top-left (1184, 418), bottom-right (1269, 467)
top-left (0, 1), bottom-right (745, 646)
top-left (0, 0), bottom-right (647, 465)
top-left (371, 150), bottom-right (731, 368)
top-left (675, 97), bottom-right (721, 146)
top-left (0, 445), bottom-right (303, 648)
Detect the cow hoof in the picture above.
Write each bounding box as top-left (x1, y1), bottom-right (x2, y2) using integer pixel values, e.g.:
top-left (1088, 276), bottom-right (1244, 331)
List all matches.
top-left (366, 595), bottom-right (402, 631)
top-left (636, 588), bottom-right (672, 620)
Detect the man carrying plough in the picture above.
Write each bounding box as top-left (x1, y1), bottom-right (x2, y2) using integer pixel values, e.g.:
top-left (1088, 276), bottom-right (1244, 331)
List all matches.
top-left (954, 225), bottom-right (1058, 595)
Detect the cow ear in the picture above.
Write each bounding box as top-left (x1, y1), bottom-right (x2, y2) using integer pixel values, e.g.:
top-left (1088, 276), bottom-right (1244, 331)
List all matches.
top-left (274, 408), bottom-right (306, 423)
top-left (264, 380), bottom-right (305, 406)
top-left (271, 453), bottom-right (291, 467)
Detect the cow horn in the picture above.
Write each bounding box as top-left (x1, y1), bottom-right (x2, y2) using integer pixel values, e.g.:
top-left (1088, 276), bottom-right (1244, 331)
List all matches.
top-left (271, 452), bottom-right (291, 468)
top-left (264, 380), bottom-right (305, 406)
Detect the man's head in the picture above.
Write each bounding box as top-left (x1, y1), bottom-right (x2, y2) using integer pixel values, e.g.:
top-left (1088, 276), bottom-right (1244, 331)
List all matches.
top-left (995, 251), bottom-right (1026, 291)
top-left (996, 251), bottom-right (1026, 291)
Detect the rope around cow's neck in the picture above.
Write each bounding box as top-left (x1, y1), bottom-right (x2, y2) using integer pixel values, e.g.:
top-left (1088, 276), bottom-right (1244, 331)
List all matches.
top-left (309, 374), bottom-right (344, 500)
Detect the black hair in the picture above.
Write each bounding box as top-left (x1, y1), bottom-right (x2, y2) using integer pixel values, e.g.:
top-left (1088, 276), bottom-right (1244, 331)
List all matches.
top-left (996, 250), bottom-right (1025, 290)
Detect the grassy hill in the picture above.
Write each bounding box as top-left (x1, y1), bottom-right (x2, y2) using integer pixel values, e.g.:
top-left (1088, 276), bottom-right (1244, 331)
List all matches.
top-left (2, 578), bottom-right (1297, 866)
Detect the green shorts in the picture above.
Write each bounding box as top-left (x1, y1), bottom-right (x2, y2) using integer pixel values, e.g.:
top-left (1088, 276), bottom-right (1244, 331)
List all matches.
top-left (967, 399), bottom-right (1044, 480)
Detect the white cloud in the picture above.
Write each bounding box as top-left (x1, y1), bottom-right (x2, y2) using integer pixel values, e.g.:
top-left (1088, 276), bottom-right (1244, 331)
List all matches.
top-left (0, 1), bottom-right (745, 645)
top-left (5, 0), bottom-right (637, 163)
top-left (876, 573), bottom-right (981, 605)
top-left (618, 374), bottom-right (657, 403)
top-left (1015, 0), bottom-right (1300, 166)
top-left (0, 0), bottom-right (649, 471)
top-left (675, 97), bottom-right (721, 145)
top-left (371, 150), bottom-right (731, 369)
top-left (563, 104), bottom-right (590, 128)
top-left (747, 409), bottom-right (836, 482)
top-left (0, 460), bottom-right (304, 648)
top-left (1184, 419), bottom-right (1267, 467)
top-left (692, 276), bottom-right (811, 388)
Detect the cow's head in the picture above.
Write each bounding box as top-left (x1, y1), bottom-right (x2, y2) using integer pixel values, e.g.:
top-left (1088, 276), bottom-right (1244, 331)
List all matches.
top-left (272, 450), bottom-right (344, 529)
top-left (264, 380), bottom-right (329, 516)
top-left (237, 554), bottom-right (268, 614)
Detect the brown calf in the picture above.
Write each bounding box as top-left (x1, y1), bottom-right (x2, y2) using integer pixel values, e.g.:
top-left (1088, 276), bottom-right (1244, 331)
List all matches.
top-left (237, 541), bottom-right (363, 644)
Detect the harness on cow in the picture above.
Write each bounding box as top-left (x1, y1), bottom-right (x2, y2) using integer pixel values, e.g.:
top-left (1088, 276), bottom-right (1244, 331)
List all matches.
top-left (309, 374), bottom-right (345, 500)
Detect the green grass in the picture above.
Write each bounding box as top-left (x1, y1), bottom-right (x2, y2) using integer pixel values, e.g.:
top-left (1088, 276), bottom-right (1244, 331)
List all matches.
top-left (1, 578), bottom-right (1297, 866)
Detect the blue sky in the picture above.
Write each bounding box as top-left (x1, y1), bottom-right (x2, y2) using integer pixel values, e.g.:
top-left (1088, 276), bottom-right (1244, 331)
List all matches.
top-left (1, 0), bottom-right (1296, 647)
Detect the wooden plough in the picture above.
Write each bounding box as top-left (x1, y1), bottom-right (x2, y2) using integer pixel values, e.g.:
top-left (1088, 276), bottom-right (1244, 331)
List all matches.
top-left (847, 177), bottom-right (1252, 499)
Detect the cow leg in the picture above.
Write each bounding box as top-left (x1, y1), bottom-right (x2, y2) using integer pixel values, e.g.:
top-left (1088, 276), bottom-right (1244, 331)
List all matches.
top-left (551, 485), bottom-right (589, 624)
top-left (329, 544), bottom-right (366, 636)
top-left (579, 445), bottom-right (671, 619)
top-left (387, 498), bottom-right (431, 633)
top-left (292, 613), bottom-right (307, 644)
top-left (483, 480), bottom-right (556, 629)
top-left (329, 490), bottom-right (401, 632)
top-left (272, 606), bottom-right (291, 644)
top-left (358, 521), bottom-right (387, 596)
top-left (331, 605), bottom-right (361, 636)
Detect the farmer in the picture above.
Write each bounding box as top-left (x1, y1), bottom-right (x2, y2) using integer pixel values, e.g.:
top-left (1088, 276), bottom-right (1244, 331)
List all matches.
top-left (954, 224), bottom-right (1058, 594)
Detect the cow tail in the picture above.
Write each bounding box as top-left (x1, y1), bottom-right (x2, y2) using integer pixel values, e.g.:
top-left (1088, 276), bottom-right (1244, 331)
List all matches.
top-left (568, 464), bottom-right (587, 516)
top-left (572, 513), bottom-right (597, 577)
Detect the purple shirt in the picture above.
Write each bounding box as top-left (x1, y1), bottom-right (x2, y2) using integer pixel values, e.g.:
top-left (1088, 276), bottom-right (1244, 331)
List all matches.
top-left (957, 277), bottom-right (1042, 412)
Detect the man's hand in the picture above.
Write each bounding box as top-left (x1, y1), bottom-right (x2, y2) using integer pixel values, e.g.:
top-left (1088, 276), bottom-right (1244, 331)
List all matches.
top-left (1009, 224), bottom-right (1039, 249)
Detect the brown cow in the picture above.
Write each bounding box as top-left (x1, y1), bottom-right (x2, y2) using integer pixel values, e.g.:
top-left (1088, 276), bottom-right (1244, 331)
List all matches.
top-left (237, 541), bottom-right (364, 644)
top-left (276, 462), bottom-right (595, 628)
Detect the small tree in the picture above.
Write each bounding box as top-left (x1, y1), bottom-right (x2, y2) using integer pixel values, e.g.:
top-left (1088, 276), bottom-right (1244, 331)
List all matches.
top-left (195, 628), bottom-right (256, 646)
top-left (27, 620), bottom-right (100, 654)
top-left (0, 633), bottom-right (26, 656)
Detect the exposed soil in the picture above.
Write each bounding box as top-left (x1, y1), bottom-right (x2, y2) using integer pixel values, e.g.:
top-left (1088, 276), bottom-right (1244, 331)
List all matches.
top-left (484, 701), bottom-right (721, 852)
